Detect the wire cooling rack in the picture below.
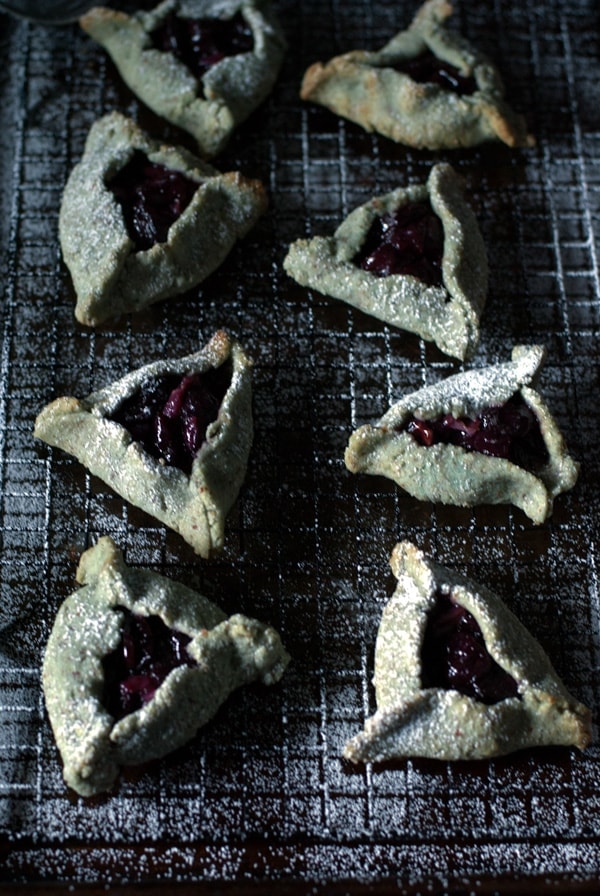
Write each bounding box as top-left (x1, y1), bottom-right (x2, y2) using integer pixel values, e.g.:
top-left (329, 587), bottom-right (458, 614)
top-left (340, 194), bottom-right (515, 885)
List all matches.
top-left (1, 0), bottom-right (599, 891)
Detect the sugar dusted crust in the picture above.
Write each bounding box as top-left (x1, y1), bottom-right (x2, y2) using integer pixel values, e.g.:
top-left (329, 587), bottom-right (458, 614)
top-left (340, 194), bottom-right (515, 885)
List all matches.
top-left (344, 541), bottom-right (592, 764)
top-left (284, 162), bottom-right (488, 361)
top-left (43, 537), bottom-right (290, 796)
top-left (80, 0), bottom-right (286, 157)
top-left (300, 0), bottom-right (534, 150)
top-left (345, 346), bottom-right (579, 524)
top-left (34, 330), bottom-right (254, 558)
top-left (59, 111), bottom-right (268, 327)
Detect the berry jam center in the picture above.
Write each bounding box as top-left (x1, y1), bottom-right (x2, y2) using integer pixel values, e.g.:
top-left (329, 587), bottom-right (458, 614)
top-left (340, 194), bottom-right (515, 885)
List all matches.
top-left (102, 607), bottom-right (197, 721)
top-left (109, 362), bottom-right (232, 475)
top-left (107, 150), bottom-right (199, 252)
top-left (392, 48), bottom-right (477, 96)
top-left (403, 394), bottom-right (550, 473)
top-left (150, 10), bottom-right (254, 81)
top-left (353, 201), bottom-right (444, 286)
top-left (421, 591), bottom-right (519, 704)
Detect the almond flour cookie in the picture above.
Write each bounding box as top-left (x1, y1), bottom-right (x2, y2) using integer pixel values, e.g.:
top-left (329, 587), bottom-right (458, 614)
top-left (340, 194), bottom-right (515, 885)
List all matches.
top-left (81, 0), bottom-right (286, 158)
top-left (284, 163), bottom-right (487, 361)
top-left (344, 542), bottom-right (591, 764)
top-left (301, 0), bottom-right (534, 150)
top-left (345, 346), bottom-right (579, 524)
top-left (43, 536), bottom-right (290, 796)
top-left (60, 112), bottom-right (267, 326)
top-left (34, 331), bottom-right (252, 558)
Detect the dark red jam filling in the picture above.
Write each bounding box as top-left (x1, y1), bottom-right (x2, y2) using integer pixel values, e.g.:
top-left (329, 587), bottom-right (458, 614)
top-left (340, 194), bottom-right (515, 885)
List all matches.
top-left (150, 10), bottom-right (254, 81)
top-left (392, 48), bottom-right (477, 96)
top-left (107, 150), bottom-right (199, 252)
top-left (421, 591), bottom-right (519, 704)
top-left (404, 394), bottom-right (550, 473)
top-left (109, 362), bottom-right (232, 475)
top-left (353, 201), bottom-right (444, 286)
top-left (102, 607), bottom-right (197, 721)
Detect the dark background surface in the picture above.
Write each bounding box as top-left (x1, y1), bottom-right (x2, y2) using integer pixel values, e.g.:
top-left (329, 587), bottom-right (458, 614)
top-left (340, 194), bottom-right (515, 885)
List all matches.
top-left (0, 0), bottom-right (599, 890)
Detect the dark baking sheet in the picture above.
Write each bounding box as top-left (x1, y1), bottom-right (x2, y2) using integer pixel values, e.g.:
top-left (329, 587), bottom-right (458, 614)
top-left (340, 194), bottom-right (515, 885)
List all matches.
top-left (1, 0), bottom-right (599, 891)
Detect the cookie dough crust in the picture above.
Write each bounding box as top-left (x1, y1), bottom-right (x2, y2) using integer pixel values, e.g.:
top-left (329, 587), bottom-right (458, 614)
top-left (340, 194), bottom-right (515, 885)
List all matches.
top-left (345, 346), bottom-right (579, 524)
top-left (34, 330), bottom-right (253, 557)
top-left (301, 0), bottom-right (534, 150)
top-left (81, 0), bottom-right (286, 157)
top-left (59, 112), bottom-right (268, 326)
top-left (43, 536), bottom-right (290, 795)
top-left (344, 541), bottom-right (591, 763)
top-left (284, 163), bottom-right (487, 360)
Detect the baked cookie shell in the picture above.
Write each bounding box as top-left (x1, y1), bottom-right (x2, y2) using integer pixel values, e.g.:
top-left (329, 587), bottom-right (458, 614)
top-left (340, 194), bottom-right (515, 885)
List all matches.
top-left (284, 163), bottom-right (487, 361)
top-left (34, 330), bottom-right (253, 557)
top-left (345, 346), bottom-right (579, 524)
top-left (43, 537), bottom-right (289, 795)
top-left (344, 541), bottom-right (591, 764)
top-left (81, 0), bottom-right (286, 157)
top-left (301, 0), bottom-right (534, 150)
top-left (60, 112), bottom-right (268, 326)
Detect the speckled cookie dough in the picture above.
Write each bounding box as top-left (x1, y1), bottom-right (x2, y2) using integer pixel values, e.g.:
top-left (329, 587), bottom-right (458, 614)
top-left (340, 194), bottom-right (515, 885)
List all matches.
top-left (80, 0), bottom-right (286, 158)
top-left (345, 345), bottom-right (579, 524)
top-left (43, 536), bottom-right (290, 796)
top-left (34, 330), bottom-right (253, 558)
top-left (301, 0), bottom-right (534, 150)
top-left (59, 112), bottom-right (268, 326)
top-left (344, 541), bottom-right (591, 764)
top-left (284, 163), bottom-right (487, 361)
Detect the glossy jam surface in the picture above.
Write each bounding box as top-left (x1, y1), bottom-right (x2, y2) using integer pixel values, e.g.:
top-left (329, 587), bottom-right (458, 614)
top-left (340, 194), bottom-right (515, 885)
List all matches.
top-left (393, 48), bottom-right (477, 96)
top-left (108, 150), bottom-right (199, 252)
top-left (353, 201), bottom-right (444, 286)
top-left (404, 395), bottom-right (550, 472)
top-left (102, 607), bottom-right (197, 721)
top-left (421, 591), bottom-right (519, 704)
top-left (109, 363), bottom-right (232, 475)
top-left (150, 10), bottom-right (254, 81)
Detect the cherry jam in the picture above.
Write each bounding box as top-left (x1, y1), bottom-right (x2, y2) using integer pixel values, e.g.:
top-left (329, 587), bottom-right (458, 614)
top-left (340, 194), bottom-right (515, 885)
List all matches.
top-left (404, 395), bottom-right (550, 473)
top-left (107, 150), bottom-right (199, 252)
top-left (109, 363), bottom-right (232, 475)
top-left (150, 10), bottom-right (254, 81)
top-left (421, 591), bottom-right (519, 704)
top-left (102, 607), bottom-right (197, 721)
top-left (353, 201), bottom-right (444, 286)
top-left (393, 49), bottom-right (477, 96)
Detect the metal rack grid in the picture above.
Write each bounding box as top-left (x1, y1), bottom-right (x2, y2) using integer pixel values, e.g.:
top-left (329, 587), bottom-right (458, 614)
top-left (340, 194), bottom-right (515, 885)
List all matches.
top-left (0, 0), bottom-right (599, 889)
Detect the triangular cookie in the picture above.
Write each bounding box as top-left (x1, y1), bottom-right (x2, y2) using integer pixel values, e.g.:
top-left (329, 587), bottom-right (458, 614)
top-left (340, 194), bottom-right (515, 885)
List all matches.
top-left (43, 537), bottom-right (289, 795)
top-left (300, 0), bottom-right (534, 150)
top-left (284, 163), bottom-right (487, 360)
top-left (80, 0), bottom-right (286, 158)
top-left (34, 330), bottom-right (252, 557)
top-left (345, 345), bottom-right (579, 524)
top-left (59, 112), bottom-right (268, 326)
top-left (344, 541), bottom-right (591, 764)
